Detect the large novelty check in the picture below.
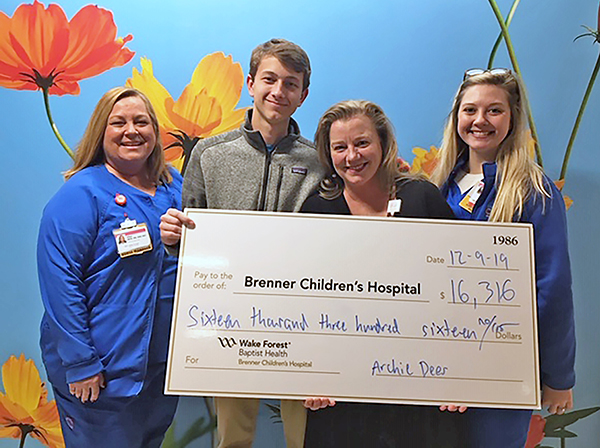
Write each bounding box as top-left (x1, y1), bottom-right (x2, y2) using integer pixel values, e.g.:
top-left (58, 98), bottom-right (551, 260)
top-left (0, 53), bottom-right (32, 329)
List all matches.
top-left (165, 210), bottom-right (540, 409)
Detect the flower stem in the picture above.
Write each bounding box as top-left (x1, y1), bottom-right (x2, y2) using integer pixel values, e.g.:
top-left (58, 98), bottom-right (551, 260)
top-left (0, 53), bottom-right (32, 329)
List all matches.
top-left (42, 87), bottom-right (75, 160)
top-left (559, 50), bottom-right (600, 181)
top-left (487, 0), bottom-right (521, 69)
top-left (203, 396), bottom-right (217, 448)
top-left (487, 0), bottom-right (544, 167)
top-left (18, 428), bottom-right (30, 448)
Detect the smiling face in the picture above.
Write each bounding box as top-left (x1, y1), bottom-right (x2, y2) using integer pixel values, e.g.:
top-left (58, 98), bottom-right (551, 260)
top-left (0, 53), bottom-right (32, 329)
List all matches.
top-left (329, 114), bottom-right (383, 190)
top-left (457, 84), bottom-right (512, 167)
top-left (247, 56), bottom-right (308, 131)
top-left (102, 95), bottom-right (157, 176)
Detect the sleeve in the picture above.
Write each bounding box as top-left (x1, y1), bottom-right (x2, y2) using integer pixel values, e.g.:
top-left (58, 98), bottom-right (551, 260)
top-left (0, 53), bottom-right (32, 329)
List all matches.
top-left (182, 141), bottom-right (208, 210)
top-left (526, 183), bottom-right (576, 390)
top-left (396, 179), bottom-right (456, 219)
top-left (300, 191), bottom-right (321, 213)
top-left (164, 168), bottom-right (184, 257)
top-left (37, 182), bottom-right (104, 383)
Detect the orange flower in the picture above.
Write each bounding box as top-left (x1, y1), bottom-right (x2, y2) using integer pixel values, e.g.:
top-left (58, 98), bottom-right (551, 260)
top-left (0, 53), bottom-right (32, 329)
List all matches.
top-left (0, 1), bottom-right (134, 95)
top-left (524, 414), bottom-right (546, 448)
top-left (410, 146), bottom-right (439, 178)
top-left (0, 354), bottom-right (64, 447)
top-left (396, 157), bottom-right (411, 173)
top-left (127, 53), bottom-right (248, 173)
top-left (553, 179), bottom-right (573, 210)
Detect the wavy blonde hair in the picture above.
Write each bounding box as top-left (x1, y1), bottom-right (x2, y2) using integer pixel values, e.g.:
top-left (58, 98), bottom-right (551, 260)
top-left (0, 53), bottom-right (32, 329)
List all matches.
top-left (432, 71), bottom-right (548, 222)
top-left (314, 99), bottom-right (412, 200)
top-left (64, 87), bottom-right (171, 184)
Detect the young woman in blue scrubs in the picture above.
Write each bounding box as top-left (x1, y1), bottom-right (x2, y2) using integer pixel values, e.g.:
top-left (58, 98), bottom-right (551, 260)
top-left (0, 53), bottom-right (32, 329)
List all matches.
top-left (38, 87), bottom-right (181, 447)
top-left (432, 69), bottom-right (576, 448)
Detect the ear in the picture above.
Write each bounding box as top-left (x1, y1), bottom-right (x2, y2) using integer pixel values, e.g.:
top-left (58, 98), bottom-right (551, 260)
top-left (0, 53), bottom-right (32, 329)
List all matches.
top-left (247, 74), bottom-right (255, 99)
top-left (298, 88), bottom-right (309, 107)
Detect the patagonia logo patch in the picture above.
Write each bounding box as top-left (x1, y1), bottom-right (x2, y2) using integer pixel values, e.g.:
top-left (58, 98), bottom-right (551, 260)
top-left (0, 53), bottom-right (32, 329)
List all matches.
top-left (291, 166), bottom-right (308, 175)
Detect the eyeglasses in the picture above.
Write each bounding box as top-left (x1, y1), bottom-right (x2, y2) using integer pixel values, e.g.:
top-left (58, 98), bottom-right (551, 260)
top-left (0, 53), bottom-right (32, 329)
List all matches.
top-left (463, 68), bottom-right (511, 81)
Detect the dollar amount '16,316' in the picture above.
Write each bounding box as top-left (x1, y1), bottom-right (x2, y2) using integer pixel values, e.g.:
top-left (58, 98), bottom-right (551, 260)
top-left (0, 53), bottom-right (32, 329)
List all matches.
top-left (449, 279), bottom-right (516, 308)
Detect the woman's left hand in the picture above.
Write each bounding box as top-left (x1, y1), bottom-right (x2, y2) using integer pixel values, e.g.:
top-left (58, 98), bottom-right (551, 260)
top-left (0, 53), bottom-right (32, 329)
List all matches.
top-left (303, 397), bottom-right (336, 411)
top-left (69, 373), bottom-right (105, 403)
top-left (542, 385), bottom-right (573, 415)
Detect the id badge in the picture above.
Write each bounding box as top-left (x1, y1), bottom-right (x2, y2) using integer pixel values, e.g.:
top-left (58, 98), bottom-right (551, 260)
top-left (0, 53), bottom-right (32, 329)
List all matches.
top-left (113, 218), bottom-right (152, 258)
top-left (387, 199), bottom-right (402, 216)
top-left (459, 180), bottom-right (485, 213)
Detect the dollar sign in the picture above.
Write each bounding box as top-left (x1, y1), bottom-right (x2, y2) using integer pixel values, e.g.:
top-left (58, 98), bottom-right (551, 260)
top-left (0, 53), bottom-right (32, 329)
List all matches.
top-left (440, 291), bottom-right (445, 300)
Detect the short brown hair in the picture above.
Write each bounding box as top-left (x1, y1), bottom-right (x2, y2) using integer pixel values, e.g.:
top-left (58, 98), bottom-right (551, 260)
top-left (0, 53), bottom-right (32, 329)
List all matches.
top-left (249, 38), bottom-right (311, 90)
top-left (64, 87), bottom-right (171, 184)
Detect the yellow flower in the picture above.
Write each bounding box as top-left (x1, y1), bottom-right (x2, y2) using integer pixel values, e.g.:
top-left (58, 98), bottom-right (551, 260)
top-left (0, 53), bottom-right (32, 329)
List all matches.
top-left (127, 52), bottom-right (248, 172)
top-left (0, 354), bottom-right (64, 447)
top-left (410, 146), bottom-right (439, 178)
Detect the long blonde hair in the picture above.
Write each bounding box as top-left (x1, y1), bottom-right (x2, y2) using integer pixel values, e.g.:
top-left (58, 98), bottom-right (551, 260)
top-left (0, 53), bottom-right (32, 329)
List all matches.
top-left (314, 100), bottom-right (411, 200)
top-left (432, 71), bottom-right (548, 222)
top-left (64, 87), bottom-right (172, 184)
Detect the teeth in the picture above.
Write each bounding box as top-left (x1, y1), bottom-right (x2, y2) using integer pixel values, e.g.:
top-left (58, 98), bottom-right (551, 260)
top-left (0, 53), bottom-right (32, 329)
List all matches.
top-left (347, 163), bottom-right (366, 170)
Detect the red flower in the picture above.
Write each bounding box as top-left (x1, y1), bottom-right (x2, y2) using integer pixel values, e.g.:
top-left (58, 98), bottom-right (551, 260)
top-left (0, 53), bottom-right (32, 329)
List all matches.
top-left (524, 414), bottom-right (546, 448)
top-left (0, 1), bottom-right (134, 95)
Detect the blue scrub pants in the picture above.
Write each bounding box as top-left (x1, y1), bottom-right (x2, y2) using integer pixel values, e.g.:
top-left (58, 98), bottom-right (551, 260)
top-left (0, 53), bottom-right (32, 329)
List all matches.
top-left (53, 364), bottom-right (178, 448)
top-left (460, 408), bottom-right (532, 448)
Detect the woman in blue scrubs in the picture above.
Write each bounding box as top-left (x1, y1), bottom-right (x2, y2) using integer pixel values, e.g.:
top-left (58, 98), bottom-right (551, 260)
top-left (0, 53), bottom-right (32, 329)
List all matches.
top-left (432, 69), bottom-right (576, 447)
top-left (37, 87), bottom-right (182, 447)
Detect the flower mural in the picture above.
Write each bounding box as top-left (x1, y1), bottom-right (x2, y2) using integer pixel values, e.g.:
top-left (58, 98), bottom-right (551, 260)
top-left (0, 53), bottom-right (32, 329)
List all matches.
top-left (0, 1), bottom-right (134, 158)
top-left (0, 354), bottom-right (64, 448)
top-left (524, 414), bottom-right (546, 448)
top-left (410, 145), bottom-right (439, 178)
top-left (127, 52), bottom-right (248, 174)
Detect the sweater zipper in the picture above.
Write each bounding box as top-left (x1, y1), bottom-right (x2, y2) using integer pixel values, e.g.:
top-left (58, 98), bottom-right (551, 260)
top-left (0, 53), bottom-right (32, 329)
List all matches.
top-left (273, 165), bottom-right (284, 210)
top-left (258, 149), bottom-right (272, 211)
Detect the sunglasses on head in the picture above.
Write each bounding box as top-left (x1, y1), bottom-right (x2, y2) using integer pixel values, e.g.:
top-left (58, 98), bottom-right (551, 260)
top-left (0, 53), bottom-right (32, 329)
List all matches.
top-left (463, 68), bottom-right (512, 81)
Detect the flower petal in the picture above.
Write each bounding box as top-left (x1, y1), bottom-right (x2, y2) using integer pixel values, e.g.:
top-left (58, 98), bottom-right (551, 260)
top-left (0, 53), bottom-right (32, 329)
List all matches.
top-left (0, 394), bottom-right (33, 424)
top-left (170, 85), bottom-right (222, 137)
top-left (7, 1), bottom-right (69, 75)
top-left (190, 52), bottom-right (244, 114)
top-left (2, 354), bottom-right (44, 413)
top-left (58, 5), bottom-right (134, 80)
top-left (0, 1), bottom-right (134, 95)
top-left (126, 57), bottom-right (177, 132)
top-left (0, 425), bottom-right (21, 439)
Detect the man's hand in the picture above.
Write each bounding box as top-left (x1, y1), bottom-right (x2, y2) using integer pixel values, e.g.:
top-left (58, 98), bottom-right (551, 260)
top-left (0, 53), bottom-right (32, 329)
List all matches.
top-left (160, 208), bottom-right (196, 246)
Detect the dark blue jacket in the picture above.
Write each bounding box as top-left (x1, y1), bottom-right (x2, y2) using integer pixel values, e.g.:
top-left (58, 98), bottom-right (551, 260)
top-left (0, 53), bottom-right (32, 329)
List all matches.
top-left (38, 165), bottom-right (182, 396)
top-left (442, 155), bottom-right (576, 391)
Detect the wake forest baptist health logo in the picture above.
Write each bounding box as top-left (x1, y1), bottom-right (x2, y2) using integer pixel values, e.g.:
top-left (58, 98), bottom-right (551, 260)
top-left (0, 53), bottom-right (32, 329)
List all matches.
top-left (217, 337), bottom-right (238, 348)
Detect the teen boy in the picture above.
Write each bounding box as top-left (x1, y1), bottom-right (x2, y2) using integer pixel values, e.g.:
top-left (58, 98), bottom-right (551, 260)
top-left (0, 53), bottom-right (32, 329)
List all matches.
top-left (160, 38), bottom-right (324, 448)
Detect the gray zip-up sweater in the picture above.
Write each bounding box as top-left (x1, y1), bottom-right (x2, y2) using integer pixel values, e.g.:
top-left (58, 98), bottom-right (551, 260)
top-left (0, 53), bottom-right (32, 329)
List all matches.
top-left (182, 110), bottom-right (324, 212)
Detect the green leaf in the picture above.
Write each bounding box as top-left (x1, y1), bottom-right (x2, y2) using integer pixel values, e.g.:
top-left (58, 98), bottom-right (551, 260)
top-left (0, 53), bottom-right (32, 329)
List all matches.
top-left (178, 416), bottom-right (216, 447)
top-left (545, 428), bottom-right (577, 438)
top-left (264, 402), bottom-right (282, 424)
top-left (161, 421), bottom-right (177, 448)
top-left (161, 416), bottom-right (216, 448)
top-left (544, 406), bottom-right (600, 432)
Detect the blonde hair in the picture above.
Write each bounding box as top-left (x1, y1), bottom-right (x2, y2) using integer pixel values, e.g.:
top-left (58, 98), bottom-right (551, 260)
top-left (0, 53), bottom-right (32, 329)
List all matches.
top-left (64, 87), bottom-right (172, 184)
top-left (432, 71), bottom-right (548, 222)
top-left (314, 100), bottom-right (411, 200)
